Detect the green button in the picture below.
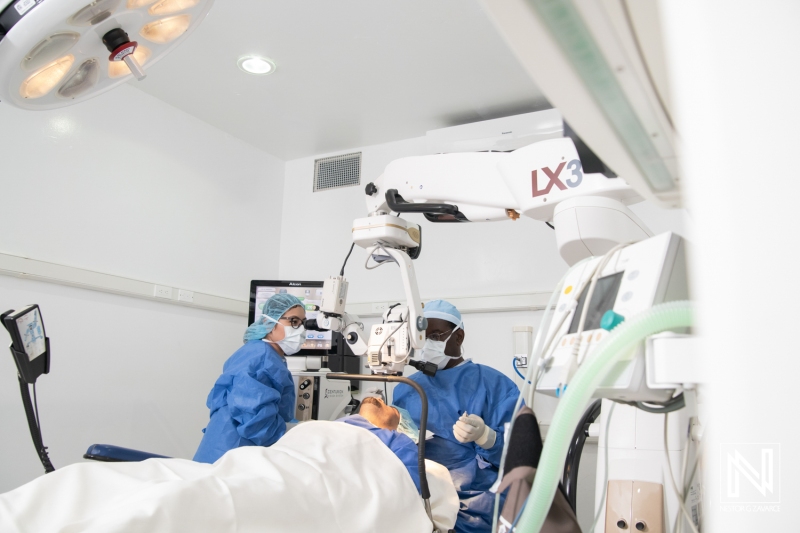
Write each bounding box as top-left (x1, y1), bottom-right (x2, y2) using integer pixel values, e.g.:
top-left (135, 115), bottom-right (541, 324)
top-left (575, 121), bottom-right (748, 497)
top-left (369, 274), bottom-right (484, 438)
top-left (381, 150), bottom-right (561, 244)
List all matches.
top-left (600, 310), bottom-right (625, 331)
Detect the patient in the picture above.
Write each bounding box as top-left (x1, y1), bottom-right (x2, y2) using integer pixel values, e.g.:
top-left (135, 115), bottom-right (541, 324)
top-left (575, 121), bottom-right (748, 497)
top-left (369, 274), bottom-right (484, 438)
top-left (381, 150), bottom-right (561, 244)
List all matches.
top-left (0, 398), bottom-right (459, 533)
top-left (338, 397), bottom-right (422, 492)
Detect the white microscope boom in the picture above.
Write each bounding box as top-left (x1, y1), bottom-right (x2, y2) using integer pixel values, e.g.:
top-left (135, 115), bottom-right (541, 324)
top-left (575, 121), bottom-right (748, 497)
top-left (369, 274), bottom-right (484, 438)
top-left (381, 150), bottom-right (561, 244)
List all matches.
top-left (366, 137), bottom-right (641, 223)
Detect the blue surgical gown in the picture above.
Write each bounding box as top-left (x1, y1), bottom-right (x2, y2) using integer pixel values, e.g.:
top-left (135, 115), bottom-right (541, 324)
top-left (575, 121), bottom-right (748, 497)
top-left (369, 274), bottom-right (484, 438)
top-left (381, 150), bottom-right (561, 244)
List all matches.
top-left (194, 340), bottom-right (295, 464)
top-left (393, 360), bottom-right (519, 533)
top-left (339, 414), bottom-right (421, 493)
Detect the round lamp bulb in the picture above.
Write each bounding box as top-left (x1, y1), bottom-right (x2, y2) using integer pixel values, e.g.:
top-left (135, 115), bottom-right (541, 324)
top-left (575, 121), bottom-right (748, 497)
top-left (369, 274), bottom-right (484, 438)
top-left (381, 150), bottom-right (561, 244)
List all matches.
top-left (238, 56), bottom-right (275, 75)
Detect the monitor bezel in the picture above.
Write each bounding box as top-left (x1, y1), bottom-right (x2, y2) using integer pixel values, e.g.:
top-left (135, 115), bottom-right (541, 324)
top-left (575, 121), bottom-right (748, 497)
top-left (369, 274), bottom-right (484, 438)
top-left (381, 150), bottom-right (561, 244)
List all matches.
top-left (248, 279), bottom-right (330, 356)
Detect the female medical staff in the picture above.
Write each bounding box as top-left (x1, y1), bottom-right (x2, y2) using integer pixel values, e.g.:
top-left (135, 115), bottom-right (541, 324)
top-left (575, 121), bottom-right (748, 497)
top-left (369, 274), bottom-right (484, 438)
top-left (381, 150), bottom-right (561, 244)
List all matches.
top-left (392, 300), bottom-right (519, 533)
top-left (194, 294), bottom-right (306, 463)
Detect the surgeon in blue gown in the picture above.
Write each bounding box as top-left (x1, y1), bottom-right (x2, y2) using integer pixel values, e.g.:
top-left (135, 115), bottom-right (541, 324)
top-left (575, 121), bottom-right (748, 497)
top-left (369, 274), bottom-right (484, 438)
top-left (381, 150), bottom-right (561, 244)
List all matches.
top-left (393, 300), bottom-right (519, 533)
top-left (194, 294), bottom-right (306, 464)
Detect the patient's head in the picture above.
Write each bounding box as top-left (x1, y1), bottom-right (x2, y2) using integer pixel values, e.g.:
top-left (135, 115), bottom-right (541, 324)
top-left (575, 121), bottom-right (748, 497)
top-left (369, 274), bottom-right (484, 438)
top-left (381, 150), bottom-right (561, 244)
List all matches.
top-left (359, 396), bottom-right (401, 430)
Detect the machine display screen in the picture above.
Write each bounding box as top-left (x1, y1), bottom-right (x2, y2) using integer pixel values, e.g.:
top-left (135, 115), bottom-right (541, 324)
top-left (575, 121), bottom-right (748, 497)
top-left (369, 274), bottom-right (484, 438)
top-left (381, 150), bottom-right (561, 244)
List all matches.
top-left (249, 280), bottom-right (332, 352)
top-left (15, 306), bottom-right (46, 361)
top-left (568, 272), bottom-right (625, 334)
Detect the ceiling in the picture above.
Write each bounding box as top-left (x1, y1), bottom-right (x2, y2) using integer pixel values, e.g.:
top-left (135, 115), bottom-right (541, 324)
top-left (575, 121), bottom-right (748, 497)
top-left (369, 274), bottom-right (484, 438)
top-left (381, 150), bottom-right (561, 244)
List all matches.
top-left (132, 0), bottom-right (550, 161)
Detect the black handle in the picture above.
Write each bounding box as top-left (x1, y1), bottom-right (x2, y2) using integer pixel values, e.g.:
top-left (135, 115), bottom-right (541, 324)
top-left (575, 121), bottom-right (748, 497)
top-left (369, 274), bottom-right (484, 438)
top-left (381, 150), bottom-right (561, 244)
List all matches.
top-left (408, 358), bottom-right (437, 377)
top-left (18, 375), bottom-right (55, 473)
top-left (326, 373), bottom-right (431, 501)
top-left (303, 318), bottom-right (322, 331)
top-left (385, 189), bottom-right (460, 216)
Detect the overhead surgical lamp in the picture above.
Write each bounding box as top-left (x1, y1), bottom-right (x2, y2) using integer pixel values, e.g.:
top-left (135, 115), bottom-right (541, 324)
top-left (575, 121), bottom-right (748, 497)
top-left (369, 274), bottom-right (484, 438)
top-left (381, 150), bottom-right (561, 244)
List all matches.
top-left (0, 0), bottom-right (214, 110)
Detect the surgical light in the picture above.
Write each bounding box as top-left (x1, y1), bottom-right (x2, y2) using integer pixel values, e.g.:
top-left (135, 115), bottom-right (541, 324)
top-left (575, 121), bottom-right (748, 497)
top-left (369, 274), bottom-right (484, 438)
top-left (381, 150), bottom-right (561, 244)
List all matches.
top-left (58, 58), bottom-right (100, 98)
top-left (0, 0), bottom-right (215, 110)
top-left (20, 55), bottom-right (75, 99)
top-left (140, 14), bottom-right (191, 44)
top-left (238, 56), bottom-right (275, 75)
top-left (22, 33), bottom-right (81, 72)
top-left (148, 0), bottom-right (200, 16)
top-left (68, 0), bottom-right (122, 26)
top-left (127, 0), bottom-right (156, 7)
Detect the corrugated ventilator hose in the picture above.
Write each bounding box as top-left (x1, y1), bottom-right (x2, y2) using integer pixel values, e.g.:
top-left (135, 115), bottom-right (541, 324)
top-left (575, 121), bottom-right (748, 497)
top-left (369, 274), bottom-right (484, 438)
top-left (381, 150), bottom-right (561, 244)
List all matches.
top-left (515, 300), bottom-right (694, 533)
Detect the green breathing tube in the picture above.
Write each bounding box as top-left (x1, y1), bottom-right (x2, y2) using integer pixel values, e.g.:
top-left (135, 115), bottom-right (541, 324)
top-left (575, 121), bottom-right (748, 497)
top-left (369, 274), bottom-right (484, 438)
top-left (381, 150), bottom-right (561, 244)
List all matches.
top-left (515, 300), bottom-right (694, 533)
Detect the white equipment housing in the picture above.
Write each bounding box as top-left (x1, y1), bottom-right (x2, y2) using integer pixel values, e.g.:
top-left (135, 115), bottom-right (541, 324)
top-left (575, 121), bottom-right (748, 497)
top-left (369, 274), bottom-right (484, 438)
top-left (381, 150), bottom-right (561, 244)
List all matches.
top-left (320, 276), bottom-right (349, 316)
top-left (537, 232), bottom-right (688, 402)
top-left (366, 137), bottom-right (648, 265)
top-left (425, 108), bottom-right (564, 154)
top-left (352, 215), bottom-right (421, 249)
top-left (554, 196), bottom-right (652, 266)
top-left (291, 370), bottom-right (352, 422)
top-left (480, 0), bottom-right (681, 209)
top-left (367, 306), bottom-right (413, 375)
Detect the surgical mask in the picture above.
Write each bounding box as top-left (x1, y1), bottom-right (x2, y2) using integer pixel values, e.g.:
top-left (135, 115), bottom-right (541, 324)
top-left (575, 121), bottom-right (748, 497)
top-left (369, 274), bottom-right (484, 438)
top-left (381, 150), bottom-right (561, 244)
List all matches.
top-left (420, 326), bottom-right (460, 369)
top-left (263, 316), bottom-right (306, 356)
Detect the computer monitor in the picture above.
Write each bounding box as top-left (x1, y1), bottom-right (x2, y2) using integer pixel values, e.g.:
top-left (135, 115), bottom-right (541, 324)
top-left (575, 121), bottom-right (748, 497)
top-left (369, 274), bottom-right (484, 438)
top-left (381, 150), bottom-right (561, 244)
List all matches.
top-left (248, 280), bottom-right (332, 354)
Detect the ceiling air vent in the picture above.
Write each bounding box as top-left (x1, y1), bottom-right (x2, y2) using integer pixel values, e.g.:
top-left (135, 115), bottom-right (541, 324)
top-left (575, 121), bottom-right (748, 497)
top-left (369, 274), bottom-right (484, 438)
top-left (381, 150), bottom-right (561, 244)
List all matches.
top-left (314, 152), bottom-right (362, 192)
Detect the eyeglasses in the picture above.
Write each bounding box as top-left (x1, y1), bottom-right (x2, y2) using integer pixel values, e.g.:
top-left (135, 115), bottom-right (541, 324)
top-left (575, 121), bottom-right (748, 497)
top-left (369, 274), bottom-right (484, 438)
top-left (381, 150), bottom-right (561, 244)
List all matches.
top-left (427, 329), bottom-right (454, 342)
top-left (280, 316), bottom-right (305, 329)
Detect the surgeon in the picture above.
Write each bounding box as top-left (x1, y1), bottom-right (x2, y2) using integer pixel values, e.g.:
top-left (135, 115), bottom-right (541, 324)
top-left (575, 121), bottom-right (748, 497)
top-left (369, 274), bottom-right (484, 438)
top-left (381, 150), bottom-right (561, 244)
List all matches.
top-left (392, 300), bottom-right (519, 533)
top-left (194, 294), bottom-right (306, 463)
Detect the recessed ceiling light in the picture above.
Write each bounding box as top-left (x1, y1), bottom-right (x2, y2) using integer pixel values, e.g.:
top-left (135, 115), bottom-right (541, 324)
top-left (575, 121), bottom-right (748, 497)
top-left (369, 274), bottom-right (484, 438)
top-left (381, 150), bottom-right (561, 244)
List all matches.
top-left (238, 56), bottom-right (275, 75)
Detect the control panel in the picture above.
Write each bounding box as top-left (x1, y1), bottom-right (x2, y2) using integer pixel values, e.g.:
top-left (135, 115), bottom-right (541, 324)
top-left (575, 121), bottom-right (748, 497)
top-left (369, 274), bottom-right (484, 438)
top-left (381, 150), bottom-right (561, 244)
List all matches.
top-left (537, 232), bottom-right (688, 402)
top-left (295, 375), bottom-right (317, 421)
top-left (291, 370), bottom-right (353, 422)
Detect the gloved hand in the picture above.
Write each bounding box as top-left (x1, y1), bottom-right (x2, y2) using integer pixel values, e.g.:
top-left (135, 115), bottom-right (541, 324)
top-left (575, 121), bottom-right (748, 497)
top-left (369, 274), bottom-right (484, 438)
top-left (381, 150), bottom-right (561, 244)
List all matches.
top-left (453, 413), bottom-right (496, 448)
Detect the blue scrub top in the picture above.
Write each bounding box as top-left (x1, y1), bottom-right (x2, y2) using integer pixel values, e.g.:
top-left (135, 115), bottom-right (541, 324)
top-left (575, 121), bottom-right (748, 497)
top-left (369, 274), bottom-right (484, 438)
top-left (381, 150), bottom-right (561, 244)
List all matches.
top-left (339, 414), bottom-right (421, 493)
top-left (194, 340), bottom-right (295, 464)
top-left (393, 360), bottom-right (519, 533)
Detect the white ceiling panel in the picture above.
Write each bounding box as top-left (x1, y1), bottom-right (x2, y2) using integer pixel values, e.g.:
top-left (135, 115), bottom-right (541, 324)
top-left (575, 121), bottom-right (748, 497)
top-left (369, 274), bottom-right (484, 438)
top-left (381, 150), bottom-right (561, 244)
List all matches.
top-left (131, 0), bottom-right (549, 160)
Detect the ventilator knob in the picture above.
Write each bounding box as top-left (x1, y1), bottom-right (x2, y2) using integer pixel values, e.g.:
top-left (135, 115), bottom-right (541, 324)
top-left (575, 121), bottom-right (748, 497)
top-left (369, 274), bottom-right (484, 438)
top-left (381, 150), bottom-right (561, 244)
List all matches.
top-left (601, 310), bottom-right (625, 331)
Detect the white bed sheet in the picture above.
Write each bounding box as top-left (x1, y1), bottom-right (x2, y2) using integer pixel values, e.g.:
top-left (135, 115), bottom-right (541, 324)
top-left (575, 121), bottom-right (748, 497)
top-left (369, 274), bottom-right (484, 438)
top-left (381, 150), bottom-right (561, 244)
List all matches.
top-left (0, 421), bottom-right (458, 533)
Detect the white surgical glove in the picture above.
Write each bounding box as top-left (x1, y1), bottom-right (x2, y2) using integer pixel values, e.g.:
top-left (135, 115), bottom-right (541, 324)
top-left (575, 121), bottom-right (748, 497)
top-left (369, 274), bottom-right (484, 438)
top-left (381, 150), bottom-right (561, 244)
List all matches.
top-left (453, 413), bottom-right (496, 448)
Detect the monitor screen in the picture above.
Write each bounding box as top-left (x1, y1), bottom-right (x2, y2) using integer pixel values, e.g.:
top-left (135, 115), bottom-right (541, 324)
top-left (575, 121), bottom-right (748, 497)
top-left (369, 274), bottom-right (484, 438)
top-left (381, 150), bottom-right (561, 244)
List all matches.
top-left (15, 307), bottom-right (46, 361)
top-left (568, 272), bottom-right (625, 334)
top-left (249, 280), bottom-right (332, 352)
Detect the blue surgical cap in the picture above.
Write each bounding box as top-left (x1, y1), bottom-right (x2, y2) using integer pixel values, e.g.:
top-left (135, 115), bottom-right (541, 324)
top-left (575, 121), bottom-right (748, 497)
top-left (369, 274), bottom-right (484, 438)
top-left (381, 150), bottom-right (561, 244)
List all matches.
top-left (243, 293), bottom-right (304, 342)
top-left (394, 405), bottom-right (420, 444)
top-left (423, 299), bottom-right (464, 330)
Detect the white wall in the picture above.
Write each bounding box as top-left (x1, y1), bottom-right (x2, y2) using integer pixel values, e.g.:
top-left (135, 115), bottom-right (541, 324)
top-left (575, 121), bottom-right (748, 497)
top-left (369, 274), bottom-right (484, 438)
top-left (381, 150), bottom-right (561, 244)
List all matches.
top-left (662, 2), bottom-right (800, 530)
top-left (279, 134), bottom-right (691, 531)
top-left (0, 85), bottom-right (285, 491)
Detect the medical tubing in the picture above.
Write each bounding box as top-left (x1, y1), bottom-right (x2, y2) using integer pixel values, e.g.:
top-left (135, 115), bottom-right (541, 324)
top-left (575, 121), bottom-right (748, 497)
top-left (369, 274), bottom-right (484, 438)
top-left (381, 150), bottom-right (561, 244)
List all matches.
top-left (525, 256), bottom-right (594, 407)
top-left (325, 374), bottom-right (431, 500)
top-left (562, 399), bottom-right (602, 512)
top-left (587, 401), bottom-right (615, 533)
top-left (569, 244), bottom-right (629, 381)
top-left (664, 415), bottom-right (701, 533)
top-left (513, 359), bottom-right (530, 383)
top-left (492, 258), bottom-right (589, 533)
top-left (514, 301), bottom-right (693, 533)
